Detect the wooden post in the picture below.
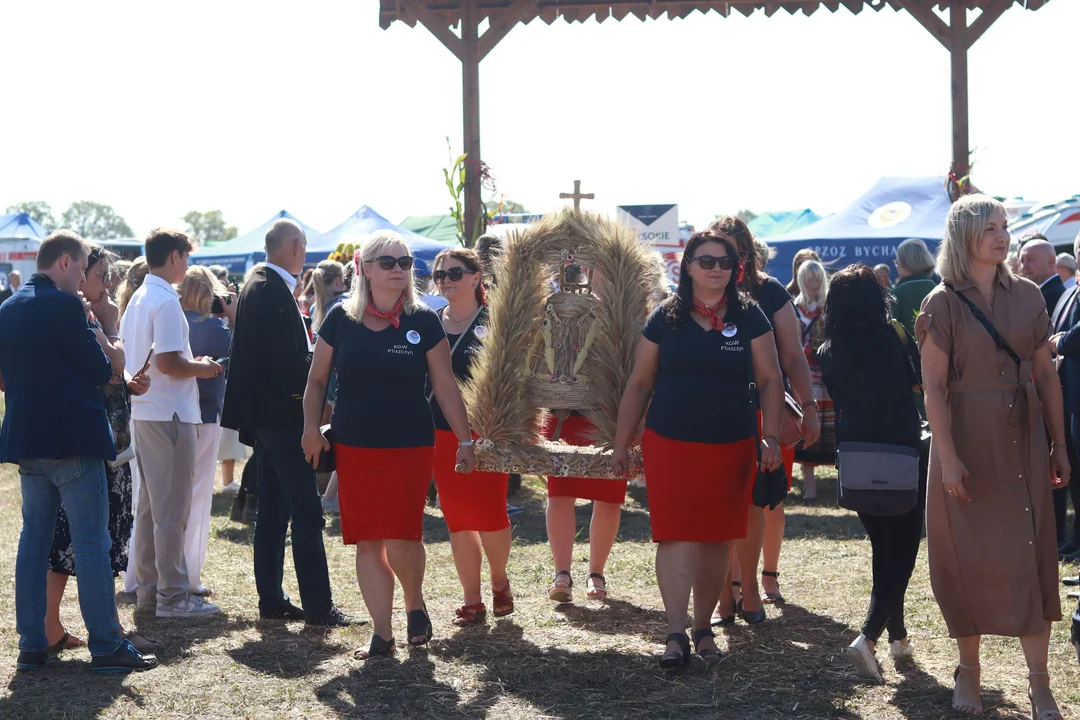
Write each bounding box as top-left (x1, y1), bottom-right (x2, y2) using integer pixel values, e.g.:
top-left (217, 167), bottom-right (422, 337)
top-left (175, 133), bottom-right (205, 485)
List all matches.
top-left (461, 0), bottom-right (483, 247)
top-left (949, 0), bottom-right (970, 178)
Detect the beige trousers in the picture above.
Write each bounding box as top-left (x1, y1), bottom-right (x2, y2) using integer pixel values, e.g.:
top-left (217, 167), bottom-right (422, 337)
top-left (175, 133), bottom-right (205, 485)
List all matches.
top-left (132, 414), bottom-right (197, 606)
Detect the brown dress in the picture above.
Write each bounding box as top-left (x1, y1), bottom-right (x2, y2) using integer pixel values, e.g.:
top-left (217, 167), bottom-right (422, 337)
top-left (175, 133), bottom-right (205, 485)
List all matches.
top-left (915, 270), bottom-right (1061, 638)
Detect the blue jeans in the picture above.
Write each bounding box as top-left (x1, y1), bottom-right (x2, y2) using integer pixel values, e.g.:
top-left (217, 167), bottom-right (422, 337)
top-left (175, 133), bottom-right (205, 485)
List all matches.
top-left (252, 428), bottom-right (333, 619)
top-left (17, 457), bottom-right (123, 656)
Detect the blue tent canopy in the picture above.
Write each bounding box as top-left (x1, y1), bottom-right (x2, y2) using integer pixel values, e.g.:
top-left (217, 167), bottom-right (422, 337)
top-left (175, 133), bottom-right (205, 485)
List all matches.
top-left (307, 206), bottom-right (454, 276)
top-left (190, 210), bottom-right (319, 274)
top-left (747, 209), bottom-right (821, 238)
top-left (0, 212), bottom-right (49, 240)
top-left (766, 177), bottom-right (951, 286)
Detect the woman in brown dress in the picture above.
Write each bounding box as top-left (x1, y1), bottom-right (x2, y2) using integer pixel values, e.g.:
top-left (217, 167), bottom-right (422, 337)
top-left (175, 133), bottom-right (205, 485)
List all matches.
top-left (917, 194), bottom-right (1067, 719)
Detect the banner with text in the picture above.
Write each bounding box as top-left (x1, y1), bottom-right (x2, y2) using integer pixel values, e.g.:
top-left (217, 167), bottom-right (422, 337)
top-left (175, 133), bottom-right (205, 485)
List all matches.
top-left (618, 204), bottom-right (682, 285)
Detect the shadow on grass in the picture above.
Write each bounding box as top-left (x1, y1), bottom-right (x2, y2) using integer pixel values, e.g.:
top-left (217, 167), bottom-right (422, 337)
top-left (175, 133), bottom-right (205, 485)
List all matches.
top-left (889, 656), bottom-right (1016, 719)
top-left (128, 614), bottom-right (254, 665)
top-left (227, 623), bottom-right (349, 679)
top-left (316, 652), bottom-right (474, 719)
top-left (1, 670), bottom-right (138, 720)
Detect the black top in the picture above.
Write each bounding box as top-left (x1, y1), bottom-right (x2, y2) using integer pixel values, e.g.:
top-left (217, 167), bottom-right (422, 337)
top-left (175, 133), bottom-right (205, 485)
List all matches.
top-left (818, 324), bottom-right (922, 449)
top-left (1040, 274), bottom-right (1066, 319)
top-left (428, 307), bottom-right (489, 431)
top-left (319, 303), bottom-right (446, 448)
top-left (643, 302), bottom-right (772, 444)
top-left (220, 266), bottom-right (313, 442)
top-left (754, 276), bottom-right (795, 320)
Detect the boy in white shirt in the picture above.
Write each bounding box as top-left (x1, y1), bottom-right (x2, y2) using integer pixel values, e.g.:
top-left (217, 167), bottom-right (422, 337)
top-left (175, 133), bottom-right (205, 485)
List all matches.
top-left (120, 229), bottom-right (222, 618)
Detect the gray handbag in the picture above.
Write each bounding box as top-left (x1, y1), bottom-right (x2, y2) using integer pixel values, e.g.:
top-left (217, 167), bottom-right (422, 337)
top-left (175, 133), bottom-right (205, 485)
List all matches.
top-left (837, 441), bottom-right (920, 516)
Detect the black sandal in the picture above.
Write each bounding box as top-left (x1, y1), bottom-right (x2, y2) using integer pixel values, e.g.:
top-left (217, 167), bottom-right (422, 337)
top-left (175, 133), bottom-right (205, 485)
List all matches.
top-left (692, 628), bottom-right (724, 662)
top-left (354, 634), bottom-right (396, 660)
top-left (659, 632), bottom-right (690, 669)
top-left (407, 605), bottom-right (433, 646)
top-left (761, 570), bottom-right (784, 604)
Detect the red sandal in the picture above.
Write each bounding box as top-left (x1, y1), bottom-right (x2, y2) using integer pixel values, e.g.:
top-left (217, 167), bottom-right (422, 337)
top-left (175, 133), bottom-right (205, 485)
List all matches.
top-left (452, 602), bottom-right (487, 626)
top-left (492, 579), bottom-right (514, 617)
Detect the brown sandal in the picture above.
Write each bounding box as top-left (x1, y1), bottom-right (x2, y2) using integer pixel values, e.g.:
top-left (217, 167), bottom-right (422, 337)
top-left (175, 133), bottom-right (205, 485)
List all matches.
top-left (586, 573), bottom-right (608, 599)
top-left (452, 602), bottom-right (487, 626)
top-left (492, 580), bottom-right (514, 617)
top-left (547, 571), bottom-right (573, 603)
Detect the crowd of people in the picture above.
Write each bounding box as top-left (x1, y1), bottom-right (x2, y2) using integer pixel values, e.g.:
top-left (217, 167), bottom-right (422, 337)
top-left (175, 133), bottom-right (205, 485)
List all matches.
top-left (0, 197), bottom-right (1076, 718)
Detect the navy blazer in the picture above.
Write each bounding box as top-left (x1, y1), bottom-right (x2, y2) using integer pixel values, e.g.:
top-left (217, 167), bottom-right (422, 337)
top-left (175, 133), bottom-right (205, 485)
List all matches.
top-left (0, 274), bottom-right (117, 463)
top-left (1052, 284), bottom-right (1080, 444)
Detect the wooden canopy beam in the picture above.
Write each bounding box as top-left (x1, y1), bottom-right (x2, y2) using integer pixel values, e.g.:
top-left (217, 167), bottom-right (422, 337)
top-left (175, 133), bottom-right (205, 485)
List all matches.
top-left (397, 0), bottom-right (463, 59)
top-left (949, 0), bottom-right (970, 177)
top-left (967, 0), bottom-right (1013, 46)
top-left (899, 0), bottom-right (952, 50)
top-left (479, 0), bottom-right (540, 60)
top-left (461, 0), bottom-right (483, 245)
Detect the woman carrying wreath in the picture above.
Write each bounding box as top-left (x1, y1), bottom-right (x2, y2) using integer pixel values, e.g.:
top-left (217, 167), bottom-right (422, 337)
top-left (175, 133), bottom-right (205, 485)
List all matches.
top-left (301, 231), bottom-right (477, 660)
top-left (611, 229), bottom-right (784, 668)
top-left (427, 248), bottom-right (513, 625)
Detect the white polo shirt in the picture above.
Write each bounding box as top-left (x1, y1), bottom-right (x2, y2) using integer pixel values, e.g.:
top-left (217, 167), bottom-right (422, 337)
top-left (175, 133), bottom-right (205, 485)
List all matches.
top-left (119, 273), bottom-right (201, 424)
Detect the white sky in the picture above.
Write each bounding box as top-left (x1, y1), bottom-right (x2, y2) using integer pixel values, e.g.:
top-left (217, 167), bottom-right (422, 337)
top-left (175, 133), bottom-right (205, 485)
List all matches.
top-left (2, 1), bottom-right (1077, 237)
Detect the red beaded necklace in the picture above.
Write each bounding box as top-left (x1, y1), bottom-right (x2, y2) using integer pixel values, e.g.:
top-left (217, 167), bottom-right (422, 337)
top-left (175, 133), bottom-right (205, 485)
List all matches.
top-left (365, 292), bottom-right (405, 328)
top-left (692, 295), bottom-right (728, 331)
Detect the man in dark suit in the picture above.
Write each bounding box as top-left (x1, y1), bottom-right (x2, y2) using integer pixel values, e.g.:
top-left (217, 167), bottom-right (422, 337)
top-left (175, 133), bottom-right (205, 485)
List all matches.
top-left (1021, 239), bottom-right (1066, 315)
top-left (0, 269), bottom-right (21, 305)
top-left (1048, 231), bottom-right (1080, 563)
top-left (221, 219), bottom-right (350, 626)
top-left (0, 231), bottom-right (158, 673)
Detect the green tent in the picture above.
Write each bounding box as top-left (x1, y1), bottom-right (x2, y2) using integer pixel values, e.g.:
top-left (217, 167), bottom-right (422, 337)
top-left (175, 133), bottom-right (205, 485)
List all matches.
top-left (399, 215), bottom-right (461, 245)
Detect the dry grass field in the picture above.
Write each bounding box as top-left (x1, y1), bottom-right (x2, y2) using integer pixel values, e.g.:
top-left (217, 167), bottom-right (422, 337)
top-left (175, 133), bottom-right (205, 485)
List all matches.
top-left (0, 452), bottom-right (1076, 719)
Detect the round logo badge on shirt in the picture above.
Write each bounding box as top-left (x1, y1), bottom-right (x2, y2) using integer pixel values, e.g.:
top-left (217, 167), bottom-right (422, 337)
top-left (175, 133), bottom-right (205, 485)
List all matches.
top-left (721, 322), bottom-right (738, 337)
top-left (473, 325), bottom-right (488, 339)
top-left (406, 330), bottom-right (421, 345)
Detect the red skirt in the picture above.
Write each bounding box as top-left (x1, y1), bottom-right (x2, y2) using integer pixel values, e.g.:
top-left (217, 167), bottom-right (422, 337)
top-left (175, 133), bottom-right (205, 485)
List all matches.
top-left (757, 411), bottom-right (796, 490)
top-left (433, 429), bottom-right (510, 533)
top-left (643, 429), bottom-right (757, 543)
top-left (542, 413), bottom-right (627, 505)
top-left (335, 443), bottom-right (434, 543)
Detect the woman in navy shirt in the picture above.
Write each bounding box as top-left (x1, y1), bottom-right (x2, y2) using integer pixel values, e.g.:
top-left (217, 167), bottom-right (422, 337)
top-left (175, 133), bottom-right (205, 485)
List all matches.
top-left (611, 230), bottom-right (785, 668)
top-left (302, 231), bottom-right (477, 661)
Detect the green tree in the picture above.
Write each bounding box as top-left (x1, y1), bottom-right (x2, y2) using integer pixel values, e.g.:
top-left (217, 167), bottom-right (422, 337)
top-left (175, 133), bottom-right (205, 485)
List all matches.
top-left (5, 201), bottom-right (56, 230)
top-left (60, 201), bottom-right (134, 241)
top-left (183, 210), bottom-right (238, 247)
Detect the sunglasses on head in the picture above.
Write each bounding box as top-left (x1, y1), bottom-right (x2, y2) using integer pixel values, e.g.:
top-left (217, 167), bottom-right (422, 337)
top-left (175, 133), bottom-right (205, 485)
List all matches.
top-left (433, 267), bottom-right (478, 283)
top-left (366, 255), bottom-right (414, 271)
top-left (688, 255), bottom-right (736, 271)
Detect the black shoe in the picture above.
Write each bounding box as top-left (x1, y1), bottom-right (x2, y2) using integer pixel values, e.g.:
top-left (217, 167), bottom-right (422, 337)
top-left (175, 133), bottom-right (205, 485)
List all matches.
top-left (241, 494), bottom-right (258, 524)
top-left (740, 607), bottom-right (767, 625)
top-left (16, 650), bottom-right (47, 672)
top-left (1062, 548), bottom-right (1080, 564)
top-left (1064, 576), bottom-right (1080, 587)
top-left (407, 605), bottom-right (433, 646)
top-left (91, 639), bottom-right (159, 674)
top-left (306, 606), bottom-right (357, 628)
top-left (659, 632), bottom-right (690, 669)
top-left (1059, 536), bottom-right (1080, 556)
top-left (692, 628), bottom-right (724, 662)
top-left (229, 489), bottom-right (246, 523)
top-left (260, 601), bottom-right (305, 621)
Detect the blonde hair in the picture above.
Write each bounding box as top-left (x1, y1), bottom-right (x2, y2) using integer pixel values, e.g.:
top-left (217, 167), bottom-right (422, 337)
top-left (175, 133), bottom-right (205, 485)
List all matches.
top-left (178, 265), bottom-right (227, 320)
top-left (937, 194), bottom-right (1008, 284)
top-left (796, 259), bottom-right (828, 306)
top-left (343, 231), bottom-right (421, 322)
top-left (117, 257), bottom-right (149, 317)
top-left (894, 238), bottom-right (935, 275)
top-left (310, 259), bottom-right (345, 331)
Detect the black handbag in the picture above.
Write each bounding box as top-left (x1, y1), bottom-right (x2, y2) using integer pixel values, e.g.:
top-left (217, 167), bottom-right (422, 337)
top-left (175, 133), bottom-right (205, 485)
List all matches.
top-left (747, 338), bottom-right (789, 510)
top-left (314, 346), bottom-right (337, 474)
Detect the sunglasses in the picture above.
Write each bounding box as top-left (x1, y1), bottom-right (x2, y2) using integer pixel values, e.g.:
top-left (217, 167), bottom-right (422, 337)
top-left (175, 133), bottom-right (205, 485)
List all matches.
top-left (433, 267), bottom-right (478, 284)
top-left (366, 255), bottom-right (414, 271)
top-left (688, 255), bottom-right (736, 271)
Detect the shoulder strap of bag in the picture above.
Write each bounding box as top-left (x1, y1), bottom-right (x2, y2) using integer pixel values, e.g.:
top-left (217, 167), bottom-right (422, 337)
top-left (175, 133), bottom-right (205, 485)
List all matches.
top-left (942, 282), bottom-right (1022, 368)
top-left (427, 306), bottom-right (483, 403)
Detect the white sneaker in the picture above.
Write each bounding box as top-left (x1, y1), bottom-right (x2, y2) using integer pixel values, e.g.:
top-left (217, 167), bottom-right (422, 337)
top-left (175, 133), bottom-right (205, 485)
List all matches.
top-left (889, 639), bottom-right (914, 659)
top-left (156, 594), bottom-right (221, 618)
top-left (846, 634), bottom-right (883, 681)
top-left (221, 482), bottom-right (240, 495)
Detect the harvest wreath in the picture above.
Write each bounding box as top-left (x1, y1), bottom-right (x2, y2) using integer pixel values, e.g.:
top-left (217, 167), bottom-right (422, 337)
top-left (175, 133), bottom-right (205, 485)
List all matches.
top-left (462, 207), bottom-right (662, 479)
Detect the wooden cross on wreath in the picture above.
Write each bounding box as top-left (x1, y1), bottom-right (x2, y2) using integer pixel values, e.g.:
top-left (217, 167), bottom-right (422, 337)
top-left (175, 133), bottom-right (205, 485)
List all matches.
top-left (559, 180), bottom-right (594, 210)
